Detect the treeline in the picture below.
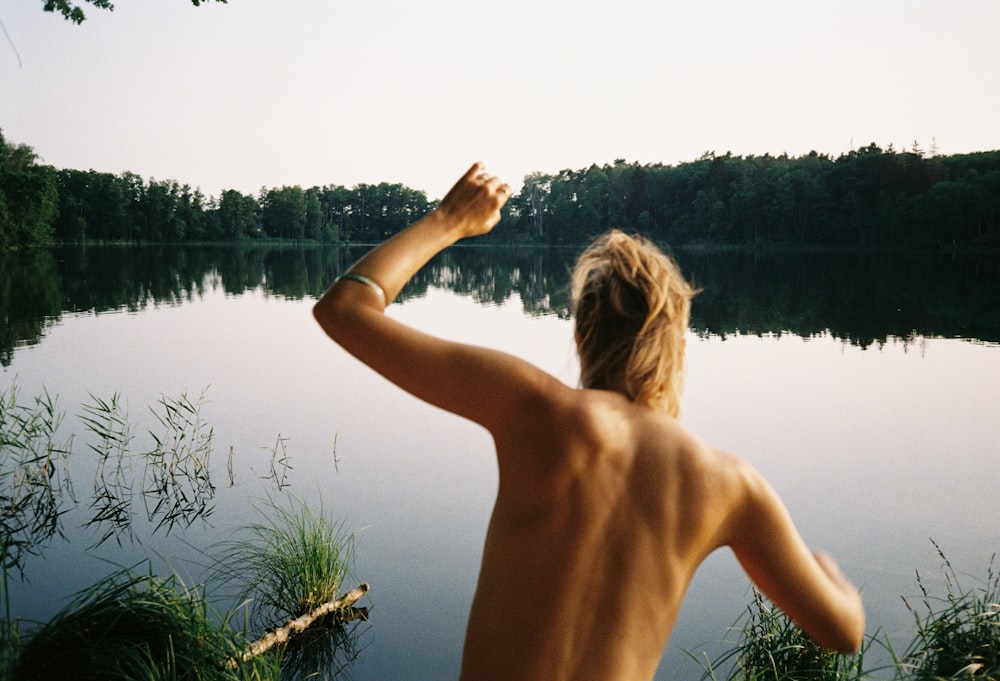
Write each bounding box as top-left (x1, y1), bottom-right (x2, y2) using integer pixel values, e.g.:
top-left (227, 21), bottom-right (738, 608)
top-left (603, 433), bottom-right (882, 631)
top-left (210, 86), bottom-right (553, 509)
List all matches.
top-left (2, 128), bottom-right (999, 249)
top-left (0, 129), bottom-right (432, 248)
top-left (50, 172), bottom-right (432, 245)
top-left (502, 146), bottom-right (1000, 248)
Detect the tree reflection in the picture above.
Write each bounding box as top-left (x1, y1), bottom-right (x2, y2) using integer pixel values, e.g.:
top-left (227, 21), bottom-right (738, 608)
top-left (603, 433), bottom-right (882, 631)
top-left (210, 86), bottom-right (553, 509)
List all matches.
top-left (0, 245), bottom-right (996, 368)
top-left (680, 249), bottom-right (1000, 347)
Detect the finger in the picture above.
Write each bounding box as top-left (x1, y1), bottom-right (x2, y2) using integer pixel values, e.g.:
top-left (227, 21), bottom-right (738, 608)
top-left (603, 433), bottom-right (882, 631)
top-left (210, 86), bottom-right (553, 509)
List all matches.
top-left (442, 163), bottom-right (486, 206)
top-left (478, 171), bottom-right (503, 189)
top-left (462, 161), bottom-right (484, 182)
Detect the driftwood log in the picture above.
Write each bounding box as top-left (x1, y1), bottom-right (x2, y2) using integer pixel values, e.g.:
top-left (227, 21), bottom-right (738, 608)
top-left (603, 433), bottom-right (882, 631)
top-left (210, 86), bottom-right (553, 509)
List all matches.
top-left (232, 583), bottom-right (370, 666)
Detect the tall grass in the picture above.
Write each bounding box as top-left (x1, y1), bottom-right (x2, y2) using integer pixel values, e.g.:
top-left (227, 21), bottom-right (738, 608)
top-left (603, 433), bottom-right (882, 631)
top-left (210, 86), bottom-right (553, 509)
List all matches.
top-left (210, 497), bottom-right (356, 628)
top-left (207, 497), bottom-right (364, 680)
top-left (143, 390), bottom-right (217, 534)
top-left (2, 385), bottom-right (361, 678)
top-left (899, 541), bottom-right (999, 679)
top-left (80, 391), bottom-right (136, 545)
top-left (1, 563), bottom-right (18, 681)
top-left (0, 385), bottom-right (73, 575)
top-left (695, 542), bottom-right (999, 681)
top-left (696, 588), bottom-right (870, 681)
top-left (3, 494), bottom-right (363, 680)
top-left (8, 566), bottom-right (280, 681)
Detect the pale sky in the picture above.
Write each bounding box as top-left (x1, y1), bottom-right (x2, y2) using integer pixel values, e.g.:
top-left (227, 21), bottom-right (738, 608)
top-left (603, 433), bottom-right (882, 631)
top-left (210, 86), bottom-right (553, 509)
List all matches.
top-left (2, 0), bottom-right (998, 200)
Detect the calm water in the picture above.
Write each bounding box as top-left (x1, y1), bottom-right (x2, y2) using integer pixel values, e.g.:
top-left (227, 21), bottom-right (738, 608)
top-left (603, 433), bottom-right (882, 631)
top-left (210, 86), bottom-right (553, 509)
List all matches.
top-left (1, 244), bottom-right (998, 679)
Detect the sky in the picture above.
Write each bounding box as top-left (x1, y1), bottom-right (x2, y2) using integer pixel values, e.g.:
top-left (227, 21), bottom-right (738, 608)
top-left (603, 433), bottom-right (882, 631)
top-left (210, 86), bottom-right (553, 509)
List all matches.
top-left (2, 0), bottom-right (999, 200)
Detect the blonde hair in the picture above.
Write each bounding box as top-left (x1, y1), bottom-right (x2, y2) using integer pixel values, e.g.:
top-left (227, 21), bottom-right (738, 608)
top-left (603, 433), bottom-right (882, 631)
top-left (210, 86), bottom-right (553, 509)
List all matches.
top-left (571, 230), bottom-right (696, 417)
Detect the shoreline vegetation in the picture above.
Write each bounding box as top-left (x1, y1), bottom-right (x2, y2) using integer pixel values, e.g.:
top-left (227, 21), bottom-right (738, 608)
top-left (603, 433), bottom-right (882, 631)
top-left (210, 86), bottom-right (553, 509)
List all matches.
top-left (2, 385), bottom-right (998, 679)
top-left (0, 380), bottom-right (367, 679)
top-left (693, 542), bottom-right (999, 680)
top-left (2, 130), bottom-right (999, 252)
top-left (3, 557), bottom-right (368, 681)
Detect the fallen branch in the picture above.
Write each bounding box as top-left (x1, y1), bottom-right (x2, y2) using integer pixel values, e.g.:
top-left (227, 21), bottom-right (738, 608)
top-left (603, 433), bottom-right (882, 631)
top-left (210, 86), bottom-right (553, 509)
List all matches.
top-left (231, 583), bottom-right (369, 666)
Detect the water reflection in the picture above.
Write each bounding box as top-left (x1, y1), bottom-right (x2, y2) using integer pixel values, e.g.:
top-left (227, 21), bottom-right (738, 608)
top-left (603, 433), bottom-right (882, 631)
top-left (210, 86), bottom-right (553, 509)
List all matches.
top-left (143, 391), bottom-right (217, 535)
top-left (0, 382), bottom-right (366, 678)
top-left (681, 249), bottom-right (1000, 347)
top-left (76, 390), bottom-right (218, 547)
top-left (274, 617), bottom-right (367, 681)
top-left (80, 392), bottom-right (136, 546)
top-left (2, 244), bottom-right (997, 680)
top-left (1, 245), bottom-right (997, 368)
top-left (2, 385), bottom-right (261, 567)
top-left (0, 386), bottom-right (73, 576)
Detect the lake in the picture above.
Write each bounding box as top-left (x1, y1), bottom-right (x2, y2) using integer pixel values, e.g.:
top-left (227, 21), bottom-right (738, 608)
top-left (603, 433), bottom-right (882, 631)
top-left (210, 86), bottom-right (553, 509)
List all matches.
top-left (1, 243), bottom-right (998, 679)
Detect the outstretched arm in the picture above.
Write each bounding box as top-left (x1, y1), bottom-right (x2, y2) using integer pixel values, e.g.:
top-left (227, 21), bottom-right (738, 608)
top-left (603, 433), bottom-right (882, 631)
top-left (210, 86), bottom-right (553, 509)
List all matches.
top-left (313, 164), bottom-right (562, 432)
top-left (319, 162), bottom-right (510, 310)
top-left (726, 466), bottom-right (866, 654)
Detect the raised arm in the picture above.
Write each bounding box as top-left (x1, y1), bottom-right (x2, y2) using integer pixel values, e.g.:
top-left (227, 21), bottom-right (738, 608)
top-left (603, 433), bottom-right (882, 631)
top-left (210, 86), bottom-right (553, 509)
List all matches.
top-left (725, 464), bottom-right (866, 654)
top-left (313, 163), bottom-right (561, 432)
top-left (319, 162), bottom-right (509, 309)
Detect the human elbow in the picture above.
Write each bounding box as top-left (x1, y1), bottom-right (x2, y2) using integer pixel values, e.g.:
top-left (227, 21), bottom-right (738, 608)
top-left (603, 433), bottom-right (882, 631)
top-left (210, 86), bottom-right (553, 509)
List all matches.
top-left (312, 292), bottom-right (351, 343)
top-left (823, 625), bottom-right (864, 656)
top-left (819, 596), bottom-right (866, 654)
top-left (841, 607), bottom-right (866, 655)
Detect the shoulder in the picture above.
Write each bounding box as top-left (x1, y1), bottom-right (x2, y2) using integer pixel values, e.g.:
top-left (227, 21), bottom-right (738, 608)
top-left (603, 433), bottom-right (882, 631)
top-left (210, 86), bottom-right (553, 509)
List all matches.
top-left (558, 391), bottom-right (720, 465)
top-left (492, 387), bottom-right (646, 482)
top-left (569, 394), bottom-right (736, 488)
top-left (704, 449), bottom-right (793, 550)
top-left (630, 419), bottom-right (767, 539)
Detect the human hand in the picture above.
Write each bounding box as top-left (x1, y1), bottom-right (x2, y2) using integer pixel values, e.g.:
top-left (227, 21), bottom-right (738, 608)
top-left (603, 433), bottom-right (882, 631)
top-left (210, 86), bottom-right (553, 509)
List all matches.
top-left (437, 162), bottom-right (512, 238)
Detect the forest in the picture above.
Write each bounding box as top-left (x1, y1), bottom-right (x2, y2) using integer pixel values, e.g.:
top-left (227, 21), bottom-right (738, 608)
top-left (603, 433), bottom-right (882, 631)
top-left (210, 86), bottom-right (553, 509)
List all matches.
top-left (2, 128), bottom-right (998, 250)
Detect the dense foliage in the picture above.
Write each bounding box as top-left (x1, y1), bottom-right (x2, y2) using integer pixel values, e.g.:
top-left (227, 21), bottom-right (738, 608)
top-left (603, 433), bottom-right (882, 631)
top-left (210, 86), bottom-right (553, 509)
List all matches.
top-left (500, 147), bottom-right (1000, 249)
top-left (2, 130), bottom-right (998, 249)
top-left (47, 171), bottom-right (433, 245)
top-left (0, 132), bottom-right (58, 249)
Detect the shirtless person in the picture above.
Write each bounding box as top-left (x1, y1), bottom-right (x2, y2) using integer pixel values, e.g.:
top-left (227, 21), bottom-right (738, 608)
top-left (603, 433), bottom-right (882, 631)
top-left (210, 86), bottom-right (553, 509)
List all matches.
top-left (313, 163), bottom-right (865, 681)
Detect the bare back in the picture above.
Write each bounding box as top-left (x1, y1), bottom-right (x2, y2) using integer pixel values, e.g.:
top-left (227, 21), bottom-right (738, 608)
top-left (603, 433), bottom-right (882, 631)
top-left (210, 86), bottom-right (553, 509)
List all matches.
top-left (313, 165), bottom-right (864, 681)
top-left (460, 387), bottom-right (745, 681)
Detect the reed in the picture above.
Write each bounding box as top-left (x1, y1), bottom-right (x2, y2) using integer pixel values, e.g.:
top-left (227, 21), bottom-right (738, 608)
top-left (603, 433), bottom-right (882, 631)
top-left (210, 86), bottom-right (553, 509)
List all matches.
top-left (262, 435), bottom-right (292, 491)
top-left (209, 497), bottom-right (356, 629)
top-left (4, 384), bottom-right (303, 560)
top-left (79, 389), bottom-right (220, 545)
top-left (695, 588), bottom-right (870, 681)
top-left (899, 540), bottom-right (999, 680)
top-left (143, 390), bottom-right (217, 534)
top-left (2, 386), bottom-right (362, 678)
top-left (1, 563), bottom-right (18, 681)
top-left (80, 391), bottom-right (136, 545)
top-left (0, 385), bottom-right (73, 575)
top-left (8, 566), bottom-right (280, 681)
